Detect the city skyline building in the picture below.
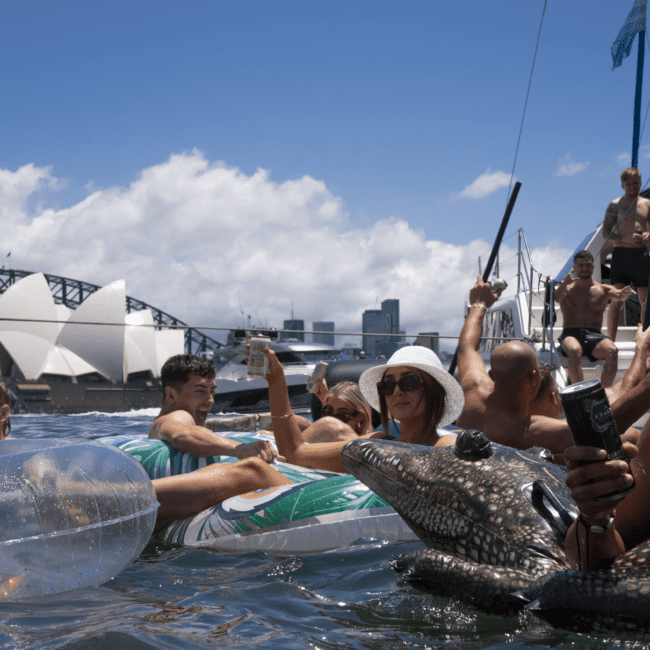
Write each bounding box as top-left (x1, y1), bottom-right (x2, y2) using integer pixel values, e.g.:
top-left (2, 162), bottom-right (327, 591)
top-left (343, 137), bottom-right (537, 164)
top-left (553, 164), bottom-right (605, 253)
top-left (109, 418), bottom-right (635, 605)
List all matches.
top-left (361, 309), bottom-right (383, 357)
top-left (282, 319), bottom-right (305, 342)
top-left (313, 321), bottom-right (335, 346)
top-left (362, 298), bottom-right (400, 357)
top-left (415, 332), bottom-right (440, 355)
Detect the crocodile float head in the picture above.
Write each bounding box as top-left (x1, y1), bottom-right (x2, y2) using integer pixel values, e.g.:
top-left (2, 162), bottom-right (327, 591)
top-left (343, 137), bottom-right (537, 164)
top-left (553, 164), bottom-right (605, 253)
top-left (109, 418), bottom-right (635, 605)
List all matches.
top-left (340, 430), bottom-right (577, 615)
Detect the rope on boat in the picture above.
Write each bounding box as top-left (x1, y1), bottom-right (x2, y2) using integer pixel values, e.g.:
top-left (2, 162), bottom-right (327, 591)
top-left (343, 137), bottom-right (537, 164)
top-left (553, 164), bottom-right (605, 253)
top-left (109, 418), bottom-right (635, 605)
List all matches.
top-left (505, 0), bottom-right (548, 208)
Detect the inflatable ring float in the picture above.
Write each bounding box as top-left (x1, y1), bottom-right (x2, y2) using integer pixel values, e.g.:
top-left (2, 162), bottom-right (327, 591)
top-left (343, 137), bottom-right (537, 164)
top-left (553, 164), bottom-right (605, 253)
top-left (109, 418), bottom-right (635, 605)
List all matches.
top-left (102, 432), bottom-right (418, 553)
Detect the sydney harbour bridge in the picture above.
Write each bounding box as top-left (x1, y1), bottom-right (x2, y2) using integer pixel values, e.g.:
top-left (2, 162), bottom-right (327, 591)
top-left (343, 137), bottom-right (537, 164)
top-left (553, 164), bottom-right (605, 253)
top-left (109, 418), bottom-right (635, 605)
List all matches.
top-left (0, 269), bottom-right (224, 357)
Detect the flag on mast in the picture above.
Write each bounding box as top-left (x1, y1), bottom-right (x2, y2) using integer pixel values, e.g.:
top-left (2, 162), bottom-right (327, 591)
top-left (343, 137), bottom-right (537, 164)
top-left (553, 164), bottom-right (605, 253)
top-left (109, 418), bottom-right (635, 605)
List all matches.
top-left (612, 0), bottom-right (647, 70)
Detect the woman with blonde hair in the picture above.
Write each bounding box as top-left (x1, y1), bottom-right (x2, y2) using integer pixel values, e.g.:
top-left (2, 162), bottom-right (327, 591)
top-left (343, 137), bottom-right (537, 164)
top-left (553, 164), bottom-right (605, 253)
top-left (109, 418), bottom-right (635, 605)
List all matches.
top-left (300, 379), bottom-right (375, 443)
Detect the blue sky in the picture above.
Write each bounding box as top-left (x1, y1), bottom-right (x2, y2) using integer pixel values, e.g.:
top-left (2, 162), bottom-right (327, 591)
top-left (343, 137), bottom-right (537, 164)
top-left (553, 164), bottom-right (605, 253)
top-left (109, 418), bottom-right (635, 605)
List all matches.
top-left (0, 1), bottom-right (646, 348)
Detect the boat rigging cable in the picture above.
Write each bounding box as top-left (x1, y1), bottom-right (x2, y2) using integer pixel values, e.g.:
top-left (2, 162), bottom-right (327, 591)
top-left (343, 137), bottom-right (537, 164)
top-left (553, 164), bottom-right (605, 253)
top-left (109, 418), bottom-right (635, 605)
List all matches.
top-left (472, 0), bottom-right (547, 291)
top-left (504, 0), bottom-right (547, 210)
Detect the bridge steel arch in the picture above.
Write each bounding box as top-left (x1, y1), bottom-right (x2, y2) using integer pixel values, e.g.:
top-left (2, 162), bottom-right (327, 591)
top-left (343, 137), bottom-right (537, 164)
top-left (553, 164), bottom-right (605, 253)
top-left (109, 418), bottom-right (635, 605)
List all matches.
top-left (0, 269), bottom-right (224, 356)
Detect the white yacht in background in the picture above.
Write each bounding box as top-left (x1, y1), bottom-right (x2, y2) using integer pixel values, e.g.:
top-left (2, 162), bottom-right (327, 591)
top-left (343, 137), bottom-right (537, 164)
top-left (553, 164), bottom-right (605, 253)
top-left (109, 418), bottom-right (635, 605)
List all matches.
top-left (212, 331), bottom-right (349, 413)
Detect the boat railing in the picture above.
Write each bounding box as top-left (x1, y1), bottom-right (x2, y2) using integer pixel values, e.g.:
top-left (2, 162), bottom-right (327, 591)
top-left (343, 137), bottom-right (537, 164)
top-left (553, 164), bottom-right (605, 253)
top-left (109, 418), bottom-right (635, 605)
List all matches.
top-left (512, 229), bottom-right (566, 374)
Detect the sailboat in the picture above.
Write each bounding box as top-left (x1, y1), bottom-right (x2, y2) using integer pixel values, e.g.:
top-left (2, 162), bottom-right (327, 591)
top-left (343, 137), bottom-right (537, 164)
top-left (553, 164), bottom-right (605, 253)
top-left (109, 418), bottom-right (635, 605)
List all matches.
top-left (475, 0), bottom-right (649, 393)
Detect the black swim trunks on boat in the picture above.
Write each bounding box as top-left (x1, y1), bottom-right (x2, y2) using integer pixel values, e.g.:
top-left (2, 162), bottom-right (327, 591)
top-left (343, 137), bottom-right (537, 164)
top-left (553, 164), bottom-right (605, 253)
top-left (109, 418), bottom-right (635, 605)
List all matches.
top-left (610, 247), bottom-right (650, 288)
top-left (558, 328), bottom-right (611, 362)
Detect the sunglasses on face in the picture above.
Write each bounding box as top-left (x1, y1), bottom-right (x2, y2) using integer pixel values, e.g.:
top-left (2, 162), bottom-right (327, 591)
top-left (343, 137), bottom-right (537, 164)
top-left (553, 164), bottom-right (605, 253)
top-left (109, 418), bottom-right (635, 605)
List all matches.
top-left (320, 405), bottom-right (359, 423)
top-left (376, 374), bottom-right (423, 396)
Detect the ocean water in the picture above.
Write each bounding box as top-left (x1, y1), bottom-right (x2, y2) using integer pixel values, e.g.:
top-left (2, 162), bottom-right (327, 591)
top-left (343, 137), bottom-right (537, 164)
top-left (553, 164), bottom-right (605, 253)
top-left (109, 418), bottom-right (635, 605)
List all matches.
top-left (2, 411), bottom-right (648, 650)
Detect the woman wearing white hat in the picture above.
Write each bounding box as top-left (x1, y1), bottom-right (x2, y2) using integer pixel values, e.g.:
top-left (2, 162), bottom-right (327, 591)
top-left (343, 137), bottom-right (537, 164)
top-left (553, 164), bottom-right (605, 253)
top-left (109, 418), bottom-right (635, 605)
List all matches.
top-left (265, 345), bottom-right (464, 473)
top-left (358, 345), bottom-right (464, 446)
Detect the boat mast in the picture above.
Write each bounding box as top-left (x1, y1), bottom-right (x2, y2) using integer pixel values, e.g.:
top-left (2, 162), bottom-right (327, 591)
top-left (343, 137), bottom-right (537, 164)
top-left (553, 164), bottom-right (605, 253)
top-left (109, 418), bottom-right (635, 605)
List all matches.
top-left (612, 0), bottom-right (648, 165)
top-left (633, 27), bottom-right (645, 168)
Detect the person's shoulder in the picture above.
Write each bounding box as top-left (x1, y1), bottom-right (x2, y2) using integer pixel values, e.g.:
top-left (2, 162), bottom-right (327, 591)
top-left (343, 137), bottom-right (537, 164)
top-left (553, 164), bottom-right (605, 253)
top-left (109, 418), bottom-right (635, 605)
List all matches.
top-left (159, 409), bottom-right (195, 424)
top-left (459, 369), bottom-right (493, 395)
top-left (149, 409), bottom-right (195, 438)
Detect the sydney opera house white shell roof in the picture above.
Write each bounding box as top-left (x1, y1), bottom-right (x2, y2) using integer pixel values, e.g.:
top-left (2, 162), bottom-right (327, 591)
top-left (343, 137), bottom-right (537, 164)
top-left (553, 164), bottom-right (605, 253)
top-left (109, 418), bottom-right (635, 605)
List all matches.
top-left (0, 273), bottom-right (184, 384)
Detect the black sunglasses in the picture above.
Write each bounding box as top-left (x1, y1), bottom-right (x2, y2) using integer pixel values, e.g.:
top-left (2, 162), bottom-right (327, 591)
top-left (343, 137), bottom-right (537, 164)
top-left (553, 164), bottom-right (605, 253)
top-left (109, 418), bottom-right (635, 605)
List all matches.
top-left (320, 405), bottom-right (359, 423)
top-left (376, 374), bottom-right (423, 396)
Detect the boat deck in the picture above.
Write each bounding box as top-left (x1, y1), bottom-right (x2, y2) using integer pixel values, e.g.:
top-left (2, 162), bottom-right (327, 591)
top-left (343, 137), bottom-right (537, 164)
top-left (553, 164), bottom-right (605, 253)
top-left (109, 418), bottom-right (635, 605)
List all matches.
top-left (527, 289), bottom-right (638, 385)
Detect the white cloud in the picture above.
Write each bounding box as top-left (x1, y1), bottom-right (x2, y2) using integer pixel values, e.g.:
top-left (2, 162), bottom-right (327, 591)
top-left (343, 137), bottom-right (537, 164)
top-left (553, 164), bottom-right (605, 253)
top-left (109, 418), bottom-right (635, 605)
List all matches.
top-left (618, 152), bottom-right (631, 165)
top-left (556, 154), bottom-right (589, 177)
top-left (0, 163), bottom-right (53, 222)
top-left (1, 152), bottom-right (572, 350)
top-left (455, 169), bottom-right (513, 200)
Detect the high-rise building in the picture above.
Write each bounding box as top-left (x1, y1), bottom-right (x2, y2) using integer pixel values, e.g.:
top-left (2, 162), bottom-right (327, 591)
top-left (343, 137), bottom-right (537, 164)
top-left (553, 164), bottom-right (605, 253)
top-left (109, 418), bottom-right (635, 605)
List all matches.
top-left (415, 332), bottom-right (440, 355)
top-left (313, 321), bottom-right (335, 346)
top-left (282, 319), bottom-right (305, 342)
top-left (381, 299), bottom-right (399, 336)
top-left (362, 309), bottom-right (383, 357)
top-left (362, 299), bottom-right (400, 357)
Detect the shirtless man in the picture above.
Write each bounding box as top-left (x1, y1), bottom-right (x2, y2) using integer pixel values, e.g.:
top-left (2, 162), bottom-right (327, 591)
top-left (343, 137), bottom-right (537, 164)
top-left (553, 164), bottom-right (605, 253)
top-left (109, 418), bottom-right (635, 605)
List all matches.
top-left (603, 167), bottom-right (650, 341)
top-left (456, 277), bottom-right (650, 456)
top-left (556, 250), bottom-right (634, 387)
top-left (149, 354), bottom-right (291, 531)
top-left (0, 381), bottom-right (11, 439)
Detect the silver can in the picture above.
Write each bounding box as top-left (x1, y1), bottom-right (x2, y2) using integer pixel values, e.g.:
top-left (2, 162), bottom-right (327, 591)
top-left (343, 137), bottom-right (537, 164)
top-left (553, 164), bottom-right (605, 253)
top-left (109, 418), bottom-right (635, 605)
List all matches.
top-left (559, 379), bottom-right (634, 501)
top-left (247, 336), bottom-right (271, 378)
top-left (306, 361), bottom-right (329, 393)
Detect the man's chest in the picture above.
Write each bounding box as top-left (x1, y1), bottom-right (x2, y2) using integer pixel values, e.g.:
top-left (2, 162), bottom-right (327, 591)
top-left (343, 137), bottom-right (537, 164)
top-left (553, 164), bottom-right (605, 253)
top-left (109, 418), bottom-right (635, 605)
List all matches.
top-left (566, 285), bottom-right (606, 308)
top-left (616, 202), bottom-right (650, 223)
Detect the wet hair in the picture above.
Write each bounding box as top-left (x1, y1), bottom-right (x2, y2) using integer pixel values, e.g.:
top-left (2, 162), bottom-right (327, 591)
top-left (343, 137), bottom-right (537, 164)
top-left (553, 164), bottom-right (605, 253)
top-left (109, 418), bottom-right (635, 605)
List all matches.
top-left (0, 381), bottom-right (10, 435)
top-left (621, 167), bottom-right (641, 182)
top-left (326, 381), bottom-right (373, 431)
top-left (378, 368), bottom-right (446, 434)
top-left (573, 250), bottom-right (593, 263)
top-left (160, 354), bottom-right (215, 391)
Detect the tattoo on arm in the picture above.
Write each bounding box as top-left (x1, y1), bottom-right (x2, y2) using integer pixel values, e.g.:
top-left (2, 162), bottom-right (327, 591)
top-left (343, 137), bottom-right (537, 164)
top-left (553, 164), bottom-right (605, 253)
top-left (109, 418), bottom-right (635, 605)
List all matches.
top-left (603, 210), bottom-right (621, 240)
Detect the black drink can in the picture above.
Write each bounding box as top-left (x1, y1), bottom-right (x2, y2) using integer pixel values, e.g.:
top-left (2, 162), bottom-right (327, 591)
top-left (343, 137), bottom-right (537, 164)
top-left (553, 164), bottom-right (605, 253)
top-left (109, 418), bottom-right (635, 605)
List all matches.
top-left (559, 379), bottom-right (634, 501)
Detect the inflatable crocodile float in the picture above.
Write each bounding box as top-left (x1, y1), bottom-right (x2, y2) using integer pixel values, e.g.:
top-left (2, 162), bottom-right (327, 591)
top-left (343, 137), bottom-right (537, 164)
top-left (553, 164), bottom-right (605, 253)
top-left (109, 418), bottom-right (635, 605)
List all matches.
top-left (341, 430), bottom-right (650, 637)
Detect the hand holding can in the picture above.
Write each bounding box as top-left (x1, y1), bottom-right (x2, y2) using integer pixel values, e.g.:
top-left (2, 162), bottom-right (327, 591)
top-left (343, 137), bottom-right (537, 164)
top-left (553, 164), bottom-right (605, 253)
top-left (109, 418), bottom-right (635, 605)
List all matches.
top-left (306, 361), bottom-right (328, 393)
top-left (559, 379), bottom-right (635, 501)
top-left (247, 336), bottom-right (271, 378)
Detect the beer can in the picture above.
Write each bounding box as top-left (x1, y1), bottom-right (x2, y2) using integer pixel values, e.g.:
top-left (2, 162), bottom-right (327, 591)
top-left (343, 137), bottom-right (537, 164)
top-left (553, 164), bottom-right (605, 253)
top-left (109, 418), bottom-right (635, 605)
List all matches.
top-left (492, 278), bottom-right (508, 293)
top-left (559, 379), bottom-right (634, 501)
top-left (306, 361), bottom-right (329, 393)
top-left (247, 336), bottom-right (271, 378)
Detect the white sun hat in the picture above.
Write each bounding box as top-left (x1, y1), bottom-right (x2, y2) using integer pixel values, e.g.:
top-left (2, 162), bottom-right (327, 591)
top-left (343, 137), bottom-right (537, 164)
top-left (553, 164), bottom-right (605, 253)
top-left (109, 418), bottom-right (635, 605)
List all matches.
top-left (358, 346), bottom-right (464, 427)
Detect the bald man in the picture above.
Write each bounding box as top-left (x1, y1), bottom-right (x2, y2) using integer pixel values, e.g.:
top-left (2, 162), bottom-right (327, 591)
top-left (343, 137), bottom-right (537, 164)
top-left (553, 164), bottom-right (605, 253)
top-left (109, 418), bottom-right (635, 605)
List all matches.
top-left (456, 277), bottom-right (650, 456)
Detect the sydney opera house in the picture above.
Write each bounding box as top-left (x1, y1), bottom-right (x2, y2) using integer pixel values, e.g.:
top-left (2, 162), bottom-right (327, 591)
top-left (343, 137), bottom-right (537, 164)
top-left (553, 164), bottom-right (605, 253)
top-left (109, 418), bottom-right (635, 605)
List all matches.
top-left (0, 273), bottom-right (185, 413)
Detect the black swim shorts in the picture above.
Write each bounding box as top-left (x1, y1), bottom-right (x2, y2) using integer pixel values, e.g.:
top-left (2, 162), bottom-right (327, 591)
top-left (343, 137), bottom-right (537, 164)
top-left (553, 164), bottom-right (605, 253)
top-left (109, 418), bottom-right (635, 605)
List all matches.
top-left (610, 247), bottom-right (650, 287)
top-left (558, 328), bottom-right (611, 362)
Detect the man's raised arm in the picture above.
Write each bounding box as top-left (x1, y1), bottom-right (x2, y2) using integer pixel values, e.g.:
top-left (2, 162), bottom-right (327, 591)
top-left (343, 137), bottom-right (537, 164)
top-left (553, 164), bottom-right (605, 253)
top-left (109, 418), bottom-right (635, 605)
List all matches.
top-left (607, 324), bottom-right (650, 403)
top-left (457, 276), bottom-right (498, 386)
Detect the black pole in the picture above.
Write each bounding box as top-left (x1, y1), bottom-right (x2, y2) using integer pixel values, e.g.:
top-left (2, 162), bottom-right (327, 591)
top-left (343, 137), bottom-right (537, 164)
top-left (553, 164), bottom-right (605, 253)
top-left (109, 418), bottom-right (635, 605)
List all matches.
top-left (640, 272), bottom-right (650, 331)
top-left (447, 181), bottom-right (522, 376)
